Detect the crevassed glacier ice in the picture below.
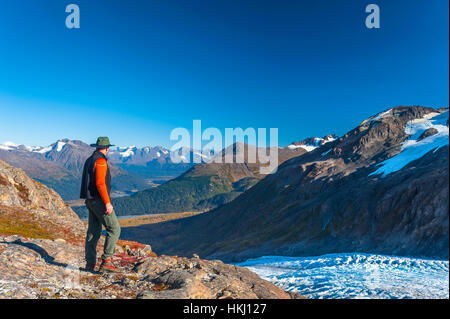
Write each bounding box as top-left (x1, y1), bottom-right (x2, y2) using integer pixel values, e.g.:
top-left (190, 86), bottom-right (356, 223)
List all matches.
top-left (237, 253), bottom-right (449, 299)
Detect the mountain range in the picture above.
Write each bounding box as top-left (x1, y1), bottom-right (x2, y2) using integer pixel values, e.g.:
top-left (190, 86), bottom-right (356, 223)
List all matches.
top-left (0, 140), bottom-right (195, 200)
top-left (0, 134), bottom-right (336, 218)
top-left (102, 140), bottom-right (332, 218)
top-left (119, 106), bottom-right (449, 262)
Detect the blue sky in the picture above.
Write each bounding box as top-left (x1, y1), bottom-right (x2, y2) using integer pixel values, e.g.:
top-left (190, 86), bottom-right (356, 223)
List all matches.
top-left (0, 0), bottom-right (448, 148)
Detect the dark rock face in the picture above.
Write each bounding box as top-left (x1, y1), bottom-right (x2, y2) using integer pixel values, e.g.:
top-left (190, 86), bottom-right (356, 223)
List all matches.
top-left (121, 106), bottom-right (449, 261)
top-left (418, 128), bottom-right (438, 141)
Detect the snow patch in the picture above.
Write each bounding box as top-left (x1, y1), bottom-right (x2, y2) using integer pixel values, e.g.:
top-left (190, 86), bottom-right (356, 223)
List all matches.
top-left (370, 109), bottom-right (392, 122)
top-left (0, 142), bottom-right (19, 150)
top-left (56, 141), bottom-right (66, 152)
top-left (117, 146), bottom-right (136, 158)
top-left (288, 136), bottom-right (336, 152)
top-left (323, 135), bottom-right (336, 144)
top-left (300, 145), bottom-right (317, 152)
top-left (369, 111), bottom-right (449, 177)
top-left (287, 144), bottom-right (317, 151)
top-left (2, 141), bottom-right (18, 148)
top-left (120, 149), bottom-right (135, 158)
top-left (24, 146), bottom-right (41, 152)
top-left (35, 146), bottom-right (52, 154)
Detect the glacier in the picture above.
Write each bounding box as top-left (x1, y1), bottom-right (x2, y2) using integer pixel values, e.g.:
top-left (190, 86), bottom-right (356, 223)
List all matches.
top-left (237, 253), bottom-right (449, 299)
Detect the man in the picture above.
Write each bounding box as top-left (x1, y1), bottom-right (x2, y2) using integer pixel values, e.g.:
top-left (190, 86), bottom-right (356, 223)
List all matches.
top-left (80, 137), bottom-right (121, 272)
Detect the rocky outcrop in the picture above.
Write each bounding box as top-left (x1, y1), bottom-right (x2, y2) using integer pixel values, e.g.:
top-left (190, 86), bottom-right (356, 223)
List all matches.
top-left (0, 159), bottom-right (302, 299)
top-left (418, 128), bottom-right (438, 141)
top-left (0, 159), bottom-right (85, 243)
top-left (134, 254), bottom-right (301, 299)
top-left (0, 234), bottom-right (302, 299)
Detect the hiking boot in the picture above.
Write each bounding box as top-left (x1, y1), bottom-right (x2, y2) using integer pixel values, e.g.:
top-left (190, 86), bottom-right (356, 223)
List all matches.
top-left (82, 262), bottom-right (97, 272)
top-left (99, 257), bottom-right (122, 273)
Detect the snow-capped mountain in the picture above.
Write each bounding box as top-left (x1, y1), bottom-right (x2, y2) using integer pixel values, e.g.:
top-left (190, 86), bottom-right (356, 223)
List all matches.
top-left (0, 140), bottom-right (174, 165)
top-left (0, 140), bottom-right (59, 154)
top-left (0, 139), bottom-right (186, 200)
top-left (121, 106), bottom-right (449, 262)
top-left (108, 145), bottom-right (170, 164)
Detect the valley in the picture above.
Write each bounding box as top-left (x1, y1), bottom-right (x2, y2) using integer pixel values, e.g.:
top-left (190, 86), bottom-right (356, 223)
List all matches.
top-left (81, 211), bottom-right (206, 227)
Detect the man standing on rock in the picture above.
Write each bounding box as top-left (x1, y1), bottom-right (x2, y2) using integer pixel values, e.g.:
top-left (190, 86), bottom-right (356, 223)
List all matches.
top-left (80, 137), bottom-right (121, 273)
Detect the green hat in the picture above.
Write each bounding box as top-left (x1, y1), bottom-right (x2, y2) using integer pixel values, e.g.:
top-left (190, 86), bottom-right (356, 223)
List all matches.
top-left (90, 136), bottom-right (115, 148)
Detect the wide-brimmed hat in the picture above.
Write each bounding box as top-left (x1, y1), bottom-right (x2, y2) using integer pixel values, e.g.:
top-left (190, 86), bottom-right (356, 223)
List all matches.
top-left (90, 136), bottom-right (115, 148)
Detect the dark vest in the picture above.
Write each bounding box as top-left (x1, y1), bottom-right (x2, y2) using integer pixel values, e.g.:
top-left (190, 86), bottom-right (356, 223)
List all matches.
top-left (80, 151), bottom-right (111, 200)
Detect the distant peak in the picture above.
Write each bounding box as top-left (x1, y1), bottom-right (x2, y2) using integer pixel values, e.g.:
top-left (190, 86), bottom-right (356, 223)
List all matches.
top-left (288, 134), bottom-right (337, 152)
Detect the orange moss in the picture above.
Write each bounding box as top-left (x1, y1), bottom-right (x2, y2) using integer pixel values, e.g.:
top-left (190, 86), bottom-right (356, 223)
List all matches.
top-left (0, 176), bottom-right (10, 186)
top-left (126, 275), bottom-right (139, 281)
top-left (100, 283), bottom-right (121, 291)
top-left (0, 204), bottom-right (83, 243)
top-left (153, 283), bottom-right (170, 291)
top-left (80, 274), bottom-right (102, 286)
top-left (117, 239), bottom-right (146, 250)
top-left (0, 214), bottom-right (56, 240)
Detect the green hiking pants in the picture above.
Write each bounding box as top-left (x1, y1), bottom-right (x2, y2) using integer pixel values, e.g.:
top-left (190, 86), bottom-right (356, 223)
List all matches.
top-left (84, 198), bottom-right (121, 264)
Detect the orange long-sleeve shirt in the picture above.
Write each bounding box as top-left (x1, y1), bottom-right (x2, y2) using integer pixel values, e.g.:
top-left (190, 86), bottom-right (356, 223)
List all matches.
top-left (94, 157), bottom-right (111, 204)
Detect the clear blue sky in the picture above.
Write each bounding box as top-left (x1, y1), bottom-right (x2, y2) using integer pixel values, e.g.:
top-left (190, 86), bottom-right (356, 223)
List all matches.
top-left (0, 0), bottom-right (448, 148)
